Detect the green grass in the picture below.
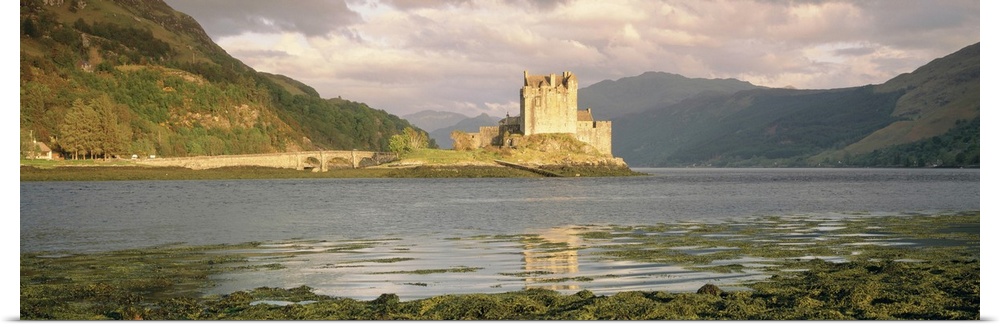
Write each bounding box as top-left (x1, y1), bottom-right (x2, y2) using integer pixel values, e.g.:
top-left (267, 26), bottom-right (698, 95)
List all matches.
top-left (397, 148), bottom-right (498, 165)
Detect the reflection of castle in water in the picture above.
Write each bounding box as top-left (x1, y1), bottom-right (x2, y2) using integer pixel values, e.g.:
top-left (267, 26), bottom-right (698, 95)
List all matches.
top-left (522, 226), bottom-right (581, 291)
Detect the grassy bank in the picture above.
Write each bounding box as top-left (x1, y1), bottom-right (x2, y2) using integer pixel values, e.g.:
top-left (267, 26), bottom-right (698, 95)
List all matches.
top-left (20, 153), bottom-right (642, 181)
top-left (20, 137), bottom-right (644, 181)
top-left (20, 213), bottom-right (979, 320)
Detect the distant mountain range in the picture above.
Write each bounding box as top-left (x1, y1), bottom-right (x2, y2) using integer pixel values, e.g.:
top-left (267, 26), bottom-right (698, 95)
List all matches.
top-left (401, 110), bottom-right (472, 133)
top-left (578, 72), bottom-right (762, 120)
top-left (405, 43), bottom-right (978, 167)
top-left (612, 43), bottom-right (979, 167)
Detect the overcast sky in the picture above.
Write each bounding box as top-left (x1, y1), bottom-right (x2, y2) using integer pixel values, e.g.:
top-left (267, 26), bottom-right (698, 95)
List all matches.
top-left (162, 0), bottom-right (980, 118)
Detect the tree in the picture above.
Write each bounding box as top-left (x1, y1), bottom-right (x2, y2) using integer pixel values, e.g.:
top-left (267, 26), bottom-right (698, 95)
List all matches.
top-left (403, 127), bottom-right (428, 150)
top-left (388, 127), bottom-right (429, 155)
top-left (91, 94), bottom-right (132, 159)
top-left (59, 99), bottom-right (99, 159)
top-left (388, 134), bottom-right (408, 155)
top-left (57, 95), bottom-right (132, 160)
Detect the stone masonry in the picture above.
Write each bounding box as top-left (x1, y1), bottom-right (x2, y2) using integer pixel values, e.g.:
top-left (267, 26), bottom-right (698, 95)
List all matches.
top-left (467, 71), bottom-right (613, 155)
top-left (136, 150), bottom-right (396, 171)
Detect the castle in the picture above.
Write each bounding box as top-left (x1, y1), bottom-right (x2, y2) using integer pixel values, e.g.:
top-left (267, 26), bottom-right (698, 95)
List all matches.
top-left (464, 71), bottom-right (613, 155)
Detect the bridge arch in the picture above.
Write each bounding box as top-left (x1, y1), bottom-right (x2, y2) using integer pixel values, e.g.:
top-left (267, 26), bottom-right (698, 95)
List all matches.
top-left (301, 156), bottom-right (322, 171)
top-left (140, 150), bottom-right (398, 171)
top-left (326, 157), bottom-right (353, 169)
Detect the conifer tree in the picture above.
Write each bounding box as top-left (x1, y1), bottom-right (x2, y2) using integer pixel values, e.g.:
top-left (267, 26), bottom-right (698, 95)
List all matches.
top-left (91, 94), bottom-right (132, 159)
top-left (59, 99), bottom-right (98, 159)
top-left (58, 95), bottom-right (132, 160)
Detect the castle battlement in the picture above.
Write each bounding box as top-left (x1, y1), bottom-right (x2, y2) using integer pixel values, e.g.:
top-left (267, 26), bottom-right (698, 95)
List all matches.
top-left (523, 71), bottom-right (577, 90)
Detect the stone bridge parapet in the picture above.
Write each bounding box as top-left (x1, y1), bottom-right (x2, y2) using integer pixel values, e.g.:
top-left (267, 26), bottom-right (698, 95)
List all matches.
top-left (138, 150), bottom-right (398, 171)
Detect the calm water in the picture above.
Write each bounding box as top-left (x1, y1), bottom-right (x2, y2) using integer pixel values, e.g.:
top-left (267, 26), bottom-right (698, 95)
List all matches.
top-left (20, 168), bottom-right (979, 299)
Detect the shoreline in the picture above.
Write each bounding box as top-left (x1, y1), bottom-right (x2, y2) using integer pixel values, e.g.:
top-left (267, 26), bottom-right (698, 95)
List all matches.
top-left (20, 212), bottom-right (980, 320)
top-left (20, 163), bottom-right (644, 181)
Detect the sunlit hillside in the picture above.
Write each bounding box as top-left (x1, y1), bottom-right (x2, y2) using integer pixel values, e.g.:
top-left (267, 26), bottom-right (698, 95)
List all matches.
top-left (20, 0), bottom-right (423, 159)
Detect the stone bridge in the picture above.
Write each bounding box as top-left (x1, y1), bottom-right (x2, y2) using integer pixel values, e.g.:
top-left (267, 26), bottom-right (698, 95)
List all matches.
top-left (137, 150), bottom-right (398, 171)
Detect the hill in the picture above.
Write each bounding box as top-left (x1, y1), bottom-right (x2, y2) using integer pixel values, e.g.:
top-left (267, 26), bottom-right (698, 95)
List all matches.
top-left (19, 0), bottom-right (423, 159)
top-left (401, 110), bottom-right (471, 132)
top-left (612, 43), bottom-right (979, 168)
top-left (578, 71), bottom-right (762, 120)
top-left (832, 43), bottom-right (980, 158)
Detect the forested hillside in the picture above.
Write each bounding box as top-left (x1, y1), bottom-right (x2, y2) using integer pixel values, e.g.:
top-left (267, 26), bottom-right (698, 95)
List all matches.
top-left (19, 0), bottom-right (422, 159)
top-left (615, 86), bottom-right (904, 166)
top-left (847, 117), bottom-right (978, 167)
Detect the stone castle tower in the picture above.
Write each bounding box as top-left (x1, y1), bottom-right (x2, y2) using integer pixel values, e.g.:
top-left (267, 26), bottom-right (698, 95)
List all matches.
top-left (520, 71), bottom-right (578, 135)
top-left (466, 71), bottom-right (613, 156)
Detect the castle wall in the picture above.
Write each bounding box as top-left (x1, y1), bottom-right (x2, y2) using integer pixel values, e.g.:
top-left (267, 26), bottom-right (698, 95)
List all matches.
top-left (499, 117), bottom-right (521, 136)
top-left (469, 71), bottom-right (615, 156)
top-left (521, 72), bottom-right (578, 135)
top-left (478, 126), bottom-right (500, 147)
top-left (465, 132), bottom-right (481, 150)
top-left (576, 121), bottom-right (613, 156)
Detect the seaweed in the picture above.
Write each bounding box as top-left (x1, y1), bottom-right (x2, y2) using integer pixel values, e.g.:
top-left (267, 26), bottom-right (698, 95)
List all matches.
top-left (20, 213), bottom-right (979, 320)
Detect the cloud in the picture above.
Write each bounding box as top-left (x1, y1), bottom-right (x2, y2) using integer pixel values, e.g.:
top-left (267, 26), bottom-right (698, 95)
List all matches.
top-left (162, 0), bottom-right (979, 117)
top-left (373, 0), bottom-right (472, 10)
